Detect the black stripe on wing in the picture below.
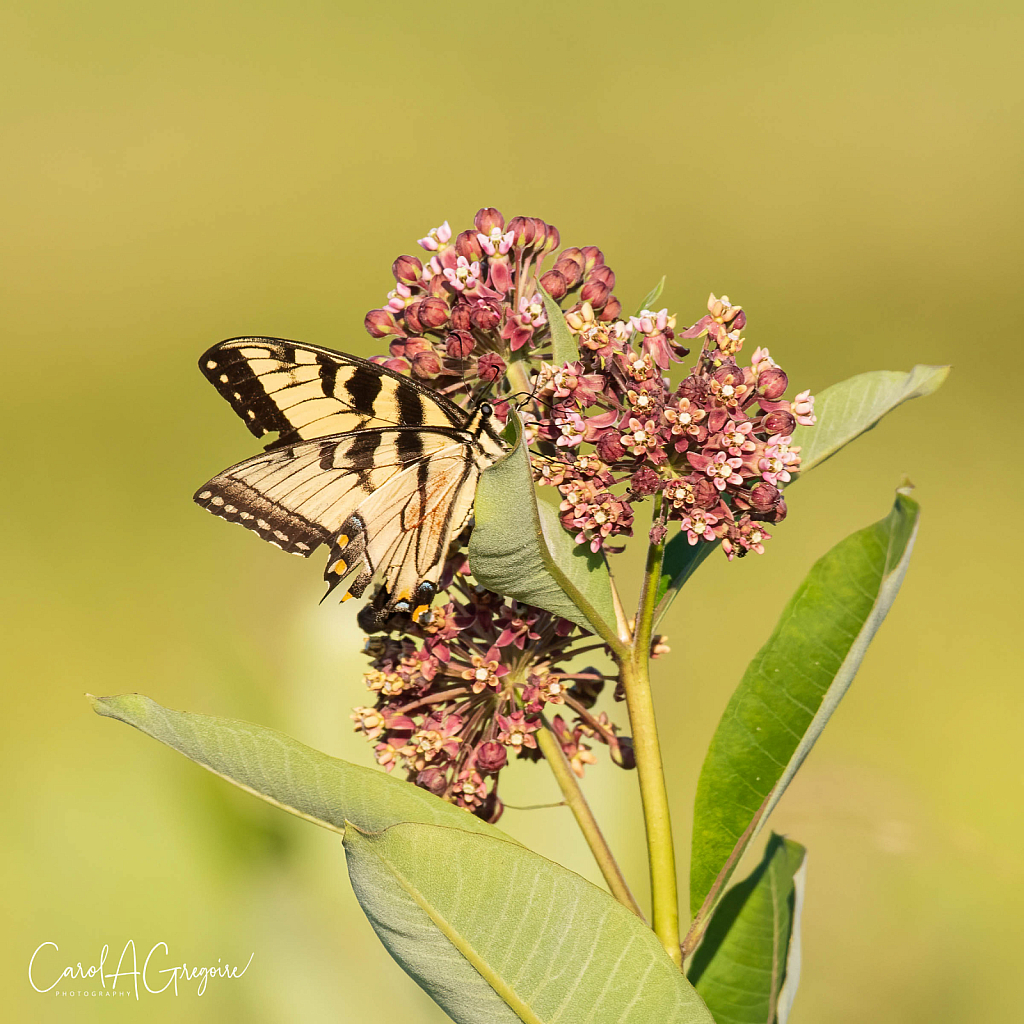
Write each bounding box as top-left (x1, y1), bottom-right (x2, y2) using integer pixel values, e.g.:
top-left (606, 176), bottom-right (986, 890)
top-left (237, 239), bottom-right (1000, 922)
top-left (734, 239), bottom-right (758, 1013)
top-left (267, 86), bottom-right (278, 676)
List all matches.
top-left (198, 336), bottom-right (467, 445)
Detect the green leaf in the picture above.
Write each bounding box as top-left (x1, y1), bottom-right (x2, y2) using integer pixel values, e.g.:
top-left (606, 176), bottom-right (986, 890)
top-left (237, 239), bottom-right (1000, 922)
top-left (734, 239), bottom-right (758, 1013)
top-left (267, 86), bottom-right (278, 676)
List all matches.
top-left (688, 835), bottom-right (807, 1024)
top-left (90, 693), bottom-right (504, 839)
top-left (344, 821), bottom-right (715, 1024)
top-left (793, 364), bottom-right (949, 473)
top-left (469, 412), bottom-right (618, 644)
top-left (689, 490), bottom-right (919, 918)
top-left (635, 276), bottom-right (666, 315)
top-left (538, 283), bottom-right (580, 365)
top-left (654, 364), bottom-right (946, 622)
top-left (774, 849), bottom-right (807, 1024)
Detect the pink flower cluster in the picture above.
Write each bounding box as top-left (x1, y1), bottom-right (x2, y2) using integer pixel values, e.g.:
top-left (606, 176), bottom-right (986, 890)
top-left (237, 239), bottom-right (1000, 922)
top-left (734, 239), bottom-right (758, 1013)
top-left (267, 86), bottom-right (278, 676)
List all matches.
top-left (531, 292), bottom-right (816, 559)
top-left (363, 207), bottom-right (622, 404)
top-left (354, 208), bottom-right (816, 812)
top-left (352, 555), bottom-right (631, 822)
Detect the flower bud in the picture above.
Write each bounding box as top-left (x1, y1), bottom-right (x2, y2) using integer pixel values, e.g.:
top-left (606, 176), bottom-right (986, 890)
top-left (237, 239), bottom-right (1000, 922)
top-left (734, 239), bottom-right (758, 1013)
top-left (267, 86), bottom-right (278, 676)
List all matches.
top-left (445, 331), bottom-right (475, 358)
top-left (364, 308), bottom-right (405, 338)
top-left (596, 432), bottom-right (627, 463)
top-left (391, 254), bottom-right (423, 286)
top-left (469, 300), bottom-right (502, 331)
top-left (771, 498), bottom-right (788, 523)
top-left (748, 481), bottom-right (781, 513)
top-left (403, 301), bottom-right (424, 335)
top-left (598, 295), bottom-right (622, 321)
top-left (458, 232), bottom-right (485, 262)
top-left (475, 740), bottom-right (507, 774)
top-left (474, 207), bottom-right (504, 234)
top-left (539, 270), bottom-right (568, 300)
top-left (410, 349), bottom-right (442, 378)
top-left (552, 257), bottom-right (583, 289)
top-left (556, 246), bottom-right (585, 270)
top-left (630, 466), bottom-right (661, 496)
top-left (427, 274), bottom-right (449, 299)
top-left (581, 245), bottom-right (604, 273)
top-left (763, 409), bottom-right (796, 435)
top-left (416, 768), bottom-right (447, 795)
top-left (758, 366), bottom-right (789, 400)
top-left (693, 476), bottom-right (720, 509)
top-left (580, 279), bottom-right (610, 308)
top-left (542, 223), bottom-right (560, 254)
top-left (590, 264), bottom-right (615, 288)
top-left (712, 363), bottom-right (745, 388)
top-left (450, 302), bottom-right (472, 332)
top-left (418, 295), bottom-right (450, 330)
top-left (611, 736), bottom-right (636, 770)
top-left (529, 217), bottom-right (549, 246)
top-left (477, 352), bottom-right (507, 383)
top-left (455, 229), bottom-right (483, 261)
top-left (507, 216), bottom-right (538, 249)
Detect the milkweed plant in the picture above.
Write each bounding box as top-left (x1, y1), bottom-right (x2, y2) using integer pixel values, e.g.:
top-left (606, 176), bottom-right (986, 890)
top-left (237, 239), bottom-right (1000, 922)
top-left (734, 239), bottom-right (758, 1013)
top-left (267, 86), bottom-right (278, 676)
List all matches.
top-left (93, 208), bottom-right (948, 1023)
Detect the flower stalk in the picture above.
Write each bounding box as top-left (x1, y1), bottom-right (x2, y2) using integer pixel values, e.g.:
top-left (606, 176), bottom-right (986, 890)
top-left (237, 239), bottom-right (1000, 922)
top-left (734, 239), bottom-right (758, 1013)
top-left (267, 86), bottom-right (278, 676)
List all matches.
top-left (535, 718), bottom-right (644, 920)
top-left (619, 494), bottom-right (682, 966)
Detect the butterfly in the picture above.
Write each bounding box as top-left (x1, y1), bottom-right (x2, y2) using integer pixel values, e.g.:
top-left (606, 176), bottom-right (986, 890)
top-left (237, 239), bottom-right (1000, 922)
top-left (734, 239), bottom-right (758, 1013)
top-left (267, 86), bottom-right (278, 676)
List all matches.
top-left (193, 337), bottom-right (508, 625)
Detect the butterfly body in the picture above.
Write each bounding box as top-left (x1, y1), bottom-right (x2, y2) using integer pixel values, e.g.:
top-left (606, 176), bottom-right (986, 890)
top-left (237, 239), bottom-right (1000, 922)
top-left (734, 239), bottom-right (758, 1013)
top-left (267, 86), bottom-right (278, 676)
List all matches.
top-left (194, 337), bottom-right (506, 623)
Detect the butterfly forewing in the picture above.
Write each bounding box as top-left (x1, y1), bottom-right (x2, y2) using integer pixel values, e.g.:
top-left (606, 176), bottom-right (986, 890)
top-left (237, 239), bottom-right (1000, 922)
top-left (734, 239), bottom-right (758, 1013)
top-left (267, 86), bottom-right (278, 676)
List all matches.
top-left (199, 337), bottom-right (466, 447)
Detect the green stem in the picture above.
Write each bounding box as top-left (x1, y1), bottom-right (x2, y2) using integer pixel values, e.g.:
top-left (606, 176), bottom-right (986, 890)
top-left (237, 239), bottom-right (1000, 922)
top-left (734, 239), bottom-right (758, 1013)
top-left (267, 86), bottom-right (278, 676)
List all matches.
top-left (535, 718), bottom-right (644, 920)
top-left (620, 494), bottom-right (682, 966)
top-left (504, 356), bottom-right (533, 401)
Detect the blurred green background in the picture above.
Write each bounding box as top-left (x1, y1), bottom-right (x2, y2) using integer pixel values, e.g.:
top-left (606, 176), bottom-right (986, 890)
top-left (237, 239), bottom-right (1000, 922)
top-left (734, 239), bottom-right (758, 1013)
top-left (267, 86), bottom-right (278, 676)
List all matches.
top-left (3, 1), bottom-right (1020, 1021)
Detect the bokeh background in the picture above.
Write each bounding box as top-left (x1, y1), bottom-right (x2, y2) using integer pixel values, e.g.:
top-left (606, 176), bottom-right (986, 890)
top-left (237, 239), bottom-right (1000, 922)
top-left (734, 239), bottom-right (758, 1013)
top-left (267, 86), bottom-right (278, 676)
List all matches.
top-left (3, 1), bottom-right (1021, 1021)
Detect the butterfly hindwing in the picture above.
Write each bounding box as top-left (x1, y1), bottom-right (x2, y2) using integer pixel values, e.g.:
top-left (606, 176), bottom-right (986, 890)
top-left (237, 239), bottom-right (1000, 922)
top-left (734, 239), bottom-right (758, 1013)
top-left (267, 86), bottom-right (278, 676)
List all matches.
top-left (195, 427), bottom-right (466, 551)
top-left (323, 444), bottom-right (478, 608)
top-left (199, 337), bottom-right (466, 446)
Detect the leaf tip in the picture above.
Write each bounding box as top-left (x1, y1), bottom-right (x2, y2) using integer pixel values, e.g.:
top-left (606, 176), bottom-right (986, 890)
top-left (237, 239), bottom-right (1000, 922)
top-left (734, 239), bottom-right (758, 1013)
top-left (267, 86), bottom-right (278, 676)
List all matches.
top-left (910, 363), bottom-right (951, 395)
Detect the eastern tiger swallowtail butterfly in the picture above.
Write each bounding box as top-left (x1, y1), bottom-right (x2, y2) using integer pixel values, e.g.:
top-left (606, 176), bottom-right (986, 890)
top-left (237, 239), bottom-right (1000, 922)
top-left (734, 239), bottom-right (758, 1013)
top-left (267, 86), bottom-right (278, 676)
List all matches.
top-left (193, 337), bottom-right (508, 624)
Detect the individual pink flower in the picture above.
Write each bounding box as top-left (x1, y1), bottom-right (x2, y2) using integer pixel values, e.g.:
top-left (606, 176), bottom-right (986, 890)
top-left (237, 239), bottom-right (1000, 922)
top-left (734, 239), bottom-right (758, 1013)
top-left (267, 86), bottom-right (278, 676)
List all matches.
top-left (554, 410), bottom-right (587, 448)
top-left (681, 509), bottom-right (720, 545)
top-left (681, 292), bottom-right (746, 344)
top-left (549, 361), bottom-right (606, 406)
top-left (688, 450), bottom-right (744, 490)
top-left (443, 255), bottom-right (482, 293)
top-left (621, 417), bottom-right (661, 458)
top-left (417, 220), bottom-right (452, 251)
top-left (792, 389), bottom-right (816, 426)
top-left (385, 282), bottom-right (413, 311)
top-left (719, 419), bottom-right (757, 455)
top-left (461, 648), bottom-right (506, 693)
top-left (496, 711), bottom-right (539, 750)
top-left (477, 226), bottom-right (515, 256)
top-left (758, 436), bottom-right (800, 485)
